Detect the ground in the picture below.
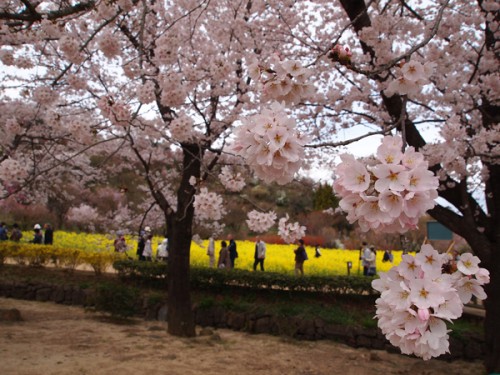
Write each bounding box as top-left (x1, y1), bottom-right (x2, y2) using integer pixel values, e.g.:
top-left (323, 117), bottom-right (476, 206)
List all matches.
top-left (0, 298), bottom-right (484, 375)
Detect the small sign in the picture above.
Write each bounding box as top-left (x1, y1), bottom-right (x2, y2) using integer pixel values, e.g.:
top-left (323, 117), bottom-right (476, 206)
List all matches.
top-left (346, 261), bottom-right (353, 276)
top-left (426, 221), bottom-right (453, 241)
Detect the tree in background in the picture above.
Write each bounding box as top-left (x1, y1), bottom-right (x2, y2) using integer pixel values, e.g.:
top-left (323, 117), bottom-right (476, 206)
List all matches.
top-left (313, 183), bottom-right (339, 211)
top-left (1, 1), bottom-right (499, 371)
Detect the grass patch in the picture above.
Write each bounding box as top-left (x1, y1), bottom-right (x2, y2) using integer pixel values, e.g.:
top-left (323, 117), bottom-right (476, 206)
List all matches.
top-left (449, 317), bottom-right (483, 339)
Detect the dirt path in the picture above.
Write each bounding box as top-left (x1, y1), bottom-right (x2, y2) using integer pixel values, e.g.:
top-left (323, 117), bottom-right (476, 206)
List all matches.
top-left (0, 298), bottom-right (484, 375)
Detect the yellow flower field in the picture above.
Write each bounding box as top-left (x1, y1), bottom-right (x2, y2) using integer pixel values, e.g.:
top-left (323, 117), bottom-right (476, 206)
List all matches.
top-left (191, 239), bottom-right (406, 276)
top-left (13, 231), bottom-right (407, 276)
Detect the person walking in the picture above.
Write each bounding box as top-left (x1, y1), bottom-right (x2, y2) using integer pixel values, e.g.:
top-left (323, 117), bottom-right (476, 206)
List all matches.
top-left (156, 234), bottom-right (169, 262)
top-left (43, 223), bottom-right (54, 245)
top-left (33, 224), bottom-right (43, 244)
top-left (227, 234), bottom-right (238, 269)
top-left (253, 236), bottom-right (266, 271)
top-left (382, 249), bottom-right (393, 263)
top-left (314, 244), bottom-right (322, 258)
top-left (113, 231), bottom-right (127, 253)
top-left (9, 223), bottom-right (22, 242)
top-left (366, 246), bottom-right (377, 276)
top-left (0, 222), bottom-right (8, 241)
top-left (142, 232), bottom-right (153, 261)
top-left (360, 242), bottom-right (372, 276)
top-left (207, 237), bottom-right (215, 268)
top-left (294, 239), bottom-right (308, 276)
top-left (217, 240), bottom-right (231, 269)
top-left (136, 228), bottom-right (148, 261)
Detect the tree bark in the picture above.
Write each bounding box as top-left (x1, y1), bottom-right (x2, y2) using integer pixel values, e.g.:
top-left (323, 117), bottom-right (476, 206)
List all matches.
top-left (483, 248), bottom-right (500, 373)
top-left (166, 143), bottom-right (202, 337)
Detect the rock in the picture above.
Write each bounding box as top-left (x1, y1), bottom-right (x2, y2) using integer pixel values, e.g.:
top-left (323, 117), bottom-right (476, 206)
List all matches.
top-left (0, 308), bottom-right (23, 322)
top-left (226, 311), bottom-right (246, 331)
top-left (199, 327), bottom-right (215, 336)
top-left (157, 304), bottom-right (168, 321)
top-left (369, 350), bottom-right (382, 361)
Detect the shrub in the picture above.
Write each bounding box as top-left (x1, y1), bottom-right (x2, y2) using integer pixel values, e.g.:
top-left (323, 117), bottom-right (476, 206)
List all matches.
top-left (92, 283), bottom-right (141, 318)
top-left (113, 259), bottom-right (376, 296)
top-left (79, 251), bottom-right (125, 275)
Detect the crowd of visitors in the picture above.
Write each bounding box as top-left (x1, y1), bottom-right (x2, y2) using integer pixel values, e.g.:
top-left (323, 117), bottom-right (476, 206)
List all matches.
top-left (0, 220), bottom-right (387, 276)
top-left (127, 229), bottom-right (325, 276)
top-left (0, 222), bottom-right (55, 245)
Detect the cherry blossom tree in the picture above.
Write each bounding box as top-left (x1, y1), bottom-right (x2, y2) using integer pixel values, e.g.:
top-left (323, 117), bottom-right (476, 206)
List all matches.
top-left (1, 1), bottom-right (499, 371)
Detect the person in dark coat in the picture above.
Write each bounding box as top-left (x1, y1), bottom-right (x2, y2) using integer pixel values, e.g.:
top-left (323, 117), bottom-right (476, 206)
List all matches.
top-left (0, 222), bottom-right (8, 241)
top-left (227, 234), bottom-right (238, 269)
top-left (294, 239), bottom-right (308, 276)
top-left (33, 224), bottom-right (43, 244)
top-left (43, 223), bottom-right (54, 245)
top-left (136, 230), bottom-right (146, 261)
top-left (217, 241), bottom-right (231, 269)
top-left (9, 223), bottom-right (22, 242)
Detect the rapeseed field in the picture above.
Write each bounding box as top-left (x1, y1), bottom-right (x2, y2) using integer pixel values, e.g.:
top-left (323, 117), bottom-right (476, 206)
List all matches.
top-left (18, 231), bottom-right (404, 276)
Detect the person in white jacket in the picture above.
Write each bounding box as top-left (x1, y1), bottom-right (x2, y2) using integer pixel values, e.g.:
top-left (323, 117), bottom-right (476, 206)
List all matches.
top-left (253, 237), bottom-right (266, 271)
top-left (156, 235), bottom-right (168, 262)
top-left (207, 237), bottom-right (215, 268)
top-left (142, 233), bottom-right (153, 261)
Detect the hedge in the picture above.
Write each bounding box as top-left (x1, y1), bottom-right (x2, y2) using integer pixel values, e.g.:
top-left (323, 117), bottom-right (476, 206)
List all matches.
top-left (113, 259), bottom-right (376, 296)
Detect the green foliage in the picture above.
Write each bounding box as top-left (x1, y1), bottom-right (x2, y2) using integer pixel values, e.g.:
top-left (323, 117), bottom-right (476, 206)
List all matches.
top-left (93, 282), bottom-right (141, 318)
top-left (113, 260), bottom-right (375, 296)
top-left (449, 318), bottom-right (483, 339)
top-left (114, 259), bottom-right (168, 286)
top-left (313, 182), bottom-right (339, 210)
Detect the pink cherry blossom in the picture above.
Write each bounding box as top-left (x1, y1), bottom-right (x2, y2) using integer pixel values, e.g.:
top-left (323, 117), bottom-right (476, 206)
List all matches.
top-left (401, 60), bottom-right (426, 82)
top-left (246, 210), bottom-right (277, 233)
top-left (378, 190), bottom-right (404, 218)
top-left (373, 163), bottom-right (409, 192)
top-left (218, 166), bottom-right (246, 192)
top-left (231, 102), bottom-right (309, 185)
top-left (409, 278), bottom-right (446, 309)
top-left (377, 135), bottom-right (404, 164)
top-left (193, 188), bottom-right (226, 222)
top-left (334, 136), bottom-right (439, 233)
top-left (456, 252), bottom-right (481, 275)
top-left (340, 159), bottom-right (371, 192)
top-left (278, 214), bottom-right (306, 244)
top-left (373, 243), bottom-right (489, 360)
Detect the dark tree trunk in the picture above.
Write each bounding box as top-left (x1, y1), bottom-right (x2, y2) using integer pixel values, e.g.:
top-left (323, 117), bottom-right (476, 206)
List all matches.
top-left (165, 144), bottom-right (202, 337)
top-left (483, 249), bottom-right (500, 373)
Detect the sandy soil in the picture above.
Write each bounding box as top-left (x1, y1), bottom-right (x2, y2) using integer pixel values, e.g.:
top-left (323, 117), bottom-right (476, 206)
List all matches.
top-left (0, 298), bottom-right (484, 375)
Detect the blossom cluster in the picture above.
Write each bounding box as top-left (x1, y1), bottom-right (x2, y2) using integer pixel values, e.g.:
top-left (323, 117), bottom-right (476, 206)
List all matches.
top-left (246, 210), bottom-right (277, 233)
top-left (372, 244), bottom-right (489, 360)
top-left (33, 86), bottom-right (58, 105)
top-left (278, 214), bottom-right (306, 244)
top-left (66, 204), bottom-right (100, 231)
top-left (59, 35), bottom-right (83, 64)
top-left (334, 135), bottom-right (439, 233)
top-left (193, 187), bottom-right (226, 222)
top-left (98, 31), bottom-right (121, 59)
top-left (385, 60), bottom-right (435, 97)
top-left (248, 55), bottom-right (314, 105)
top-left (97, 96), bottom-right (131, 126)
top-left (231, 101), bottom-right (310, 185)
top-left (169, 113), bottom-right (196, 143)
top-left (136, 81), bottom-right (156, 104)
top-left (218, 166), bottom-right (246, 192)
top-left (328, 44), bottom-right (352, 66)
top-left (0, 158), bottom-right (29, 185)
